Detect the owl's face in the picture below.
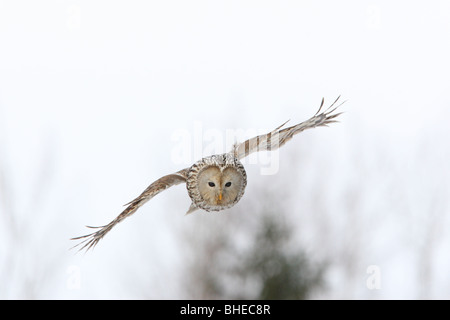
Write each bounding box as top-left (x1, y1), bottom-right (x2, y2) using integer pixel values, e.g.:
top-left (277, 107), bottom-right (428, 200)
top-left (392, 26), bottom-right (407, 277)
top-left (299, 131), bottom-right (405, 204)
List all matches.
top-left (186, 154), bottom-right (247, 212)
top-left (197, 166), bottom-right (244, 207)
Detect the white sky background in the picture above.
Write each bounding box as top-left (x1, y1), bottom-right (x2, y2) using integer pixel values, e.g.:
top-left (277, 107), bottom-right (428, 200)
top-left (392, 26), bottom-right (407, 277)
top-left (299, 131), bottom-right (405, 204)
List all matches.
top-left (0, 0), bottom-right (449, 299)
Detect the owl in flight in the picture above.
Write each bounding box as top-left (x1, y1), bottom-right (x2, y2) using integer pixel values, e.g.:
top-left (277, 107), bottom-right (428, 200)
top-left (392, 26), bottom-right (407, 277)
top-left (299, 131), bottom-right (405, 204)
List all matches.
top-left (72, 97), bottom-right (344, 251)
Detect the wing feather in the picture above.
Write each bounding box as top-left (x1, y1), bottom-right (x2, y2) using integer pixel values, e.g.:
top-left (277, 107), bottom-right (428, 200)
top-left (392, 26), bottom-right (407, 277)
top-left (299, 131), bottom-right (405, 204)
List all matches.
top-left (71, 168), bottom-right (188, 252)
top-left (232, 96), bottom-right (344, 159)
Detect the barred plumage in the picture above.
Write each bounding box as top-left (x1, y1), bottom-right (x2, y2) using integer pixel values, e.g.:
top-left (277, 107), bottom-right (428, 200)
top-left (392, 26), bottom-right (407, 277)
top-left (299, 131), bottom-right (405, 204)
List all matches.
top-left (186, 154), bottom-right (247, 214)
top-left (71, 96), bottom-right (344, 252)
top-left (232, 96), bottom-right (344, 159)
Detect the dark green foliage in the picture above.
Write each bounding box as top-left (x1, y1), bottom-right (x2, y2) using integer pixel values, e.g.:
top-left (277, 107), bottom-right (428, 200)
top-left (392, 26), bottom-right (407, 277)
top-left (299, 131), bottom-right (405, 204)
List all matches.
top-left (184, 208), bottom-right (325, 300)
top-left (232, 214), bottom-right (324, 300)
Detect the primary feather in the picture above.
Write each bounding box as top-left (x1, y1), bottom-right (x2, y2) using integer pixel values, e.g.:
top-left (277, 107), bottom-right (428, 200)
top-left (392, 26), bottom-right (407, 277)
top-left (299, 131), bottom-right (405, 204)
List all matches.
top-left (71, 169), bottom-right (188, 252)
top-left (232, 96), bottom-right (344, 159)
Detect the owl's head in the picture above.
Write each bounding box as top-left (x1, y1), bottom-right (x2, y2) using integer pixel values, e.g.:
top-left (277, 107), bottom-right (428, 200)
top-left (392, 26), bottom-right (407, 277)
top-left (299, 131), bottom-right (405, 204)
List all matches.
top-left (187, 154), bottom-right (247, 212)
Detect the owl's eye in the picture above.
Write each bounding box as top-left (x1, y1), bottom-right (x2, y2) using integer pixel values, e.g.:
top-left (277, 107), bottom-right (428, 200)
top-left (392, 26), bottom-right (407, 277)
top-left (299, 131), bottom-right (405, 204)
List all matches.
top-left (208, 182), bottom-right (215, 187)
top-left (225, 182), bottom-right (232, 187)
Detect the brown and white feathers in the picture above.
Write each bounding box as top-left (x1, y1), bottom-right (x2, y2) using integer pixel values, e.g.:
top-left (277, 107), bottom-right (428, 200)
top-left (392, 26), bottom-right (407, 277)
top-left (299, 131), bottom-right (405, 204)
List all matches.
top-left (186, 153), bottom-right (247, 214)
top-left (71, 96), bottom-right (344, 252)
top-left (71, 168), bottom-right (189, 251)
top-left (232, 96), bottom-right (343, 159)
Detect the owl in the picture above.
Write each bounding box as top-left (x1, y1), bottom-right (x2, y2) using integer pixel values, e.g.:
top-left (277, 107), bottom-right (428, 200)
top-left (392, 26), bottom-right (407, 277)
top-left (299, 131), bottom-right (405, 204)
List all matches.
top-left (72, 96), bottom-right (343, 251)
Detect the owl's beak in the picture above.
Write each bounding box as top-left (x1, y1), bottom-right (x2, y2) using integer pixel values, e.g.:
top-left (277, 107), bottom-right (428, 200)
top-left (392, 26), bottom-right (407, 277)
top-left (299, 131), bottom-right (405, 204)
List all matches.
top-left (218, 192), bottom-right (223, 202)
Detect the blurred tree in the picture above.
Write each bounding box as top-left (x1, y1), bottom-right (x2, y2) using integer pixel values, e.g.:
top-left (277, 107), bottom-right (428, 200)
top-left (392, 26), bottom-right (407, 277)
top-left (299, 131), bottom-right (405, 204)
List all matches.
top-left (180, 196), bottom-right (325, 300)
top-left (232, 214), bottom-right (324, 300)
top-left (0, 137), bottom-right (65, 299)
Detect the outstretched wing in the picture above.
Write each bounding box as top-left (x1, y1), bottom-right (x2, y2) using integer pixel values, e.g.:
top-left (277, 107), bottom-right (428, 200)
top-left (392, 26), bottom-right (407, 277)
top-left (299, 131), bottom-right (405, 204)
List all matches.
top-left (71, 168), bottom-right (189, 252)
top-left (232, 96), bottom-right (344, 160)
